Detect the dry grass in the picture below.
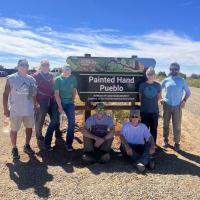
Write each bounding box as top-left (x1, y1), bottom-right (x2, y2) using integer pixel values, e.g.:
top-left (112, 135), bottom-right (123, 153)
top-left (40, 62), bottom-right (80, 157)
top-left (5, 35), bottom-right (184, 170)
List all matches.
top-left (0, 77), bottom-right (200, 200)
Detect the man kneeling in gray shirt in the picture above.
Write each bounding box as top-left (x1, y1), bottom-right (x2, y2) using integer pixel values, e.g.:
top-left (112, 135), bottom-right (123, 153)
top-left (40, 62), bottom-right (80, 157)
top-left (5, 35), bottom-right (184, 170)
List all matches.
top-left (81, 103), bottom-right (115, 163)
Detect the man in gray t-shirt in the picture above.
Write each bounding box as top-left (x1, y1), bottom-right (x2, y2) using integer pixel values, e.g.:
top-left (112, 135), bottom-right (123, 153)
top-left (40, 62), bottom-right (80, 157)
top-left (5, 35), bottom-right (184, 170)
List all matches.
top-left (82, 103), bottom-right (115, 163)
top-left (3, 59), bottom-right (37, 160)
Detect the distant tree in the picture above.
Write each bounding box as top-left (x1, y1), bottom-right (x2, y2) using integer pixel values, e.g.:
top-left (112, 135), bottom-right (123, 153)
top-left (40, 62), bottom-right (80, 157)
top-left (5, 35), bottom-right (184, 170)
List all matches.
top-left (0, 65), bottom-right (5, 70)
top-left (157, 71), bottom-right (167, 77)
top-left (179, 72), bottom-right (187, 79)
top-left (190, 73), bottom-right (200, 79)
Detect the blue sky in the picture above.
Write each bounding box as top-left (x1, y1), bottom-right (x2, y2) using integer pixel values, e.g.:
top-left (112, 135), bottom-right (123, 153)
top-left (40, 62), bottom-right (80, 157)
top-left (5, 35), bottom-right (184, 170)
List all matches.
top-left (0, 0), bottom-right (200, 75)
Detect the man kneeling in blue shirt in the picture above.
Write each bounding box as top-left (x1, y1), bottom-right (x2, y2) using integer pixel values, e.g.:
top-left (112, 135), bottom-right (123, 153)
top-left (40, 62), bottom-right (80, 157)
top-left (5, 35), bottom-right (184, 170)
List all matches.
top-left (120, 109), bottom-right (155, 172)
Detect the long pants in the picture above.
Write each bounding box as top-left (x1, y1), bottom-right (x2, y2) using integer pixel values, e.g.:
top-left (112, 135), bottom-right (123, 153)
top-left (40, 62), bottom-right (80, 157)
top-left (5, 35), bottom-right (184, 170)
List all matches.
top-left (83, 136), bottom-right (113, 153)
top-left (163, 102), bottom-right (182, 144)
top-left (35, 99), bottom-right (59, 140)
top-left (141, 112), bottom-right (158, 144)
top-left (120, 143), bottom-right (150, 166)
top-left (44, 103), bottom-right (60, 145)
top-left (62, 103), bottom-right (75, 146)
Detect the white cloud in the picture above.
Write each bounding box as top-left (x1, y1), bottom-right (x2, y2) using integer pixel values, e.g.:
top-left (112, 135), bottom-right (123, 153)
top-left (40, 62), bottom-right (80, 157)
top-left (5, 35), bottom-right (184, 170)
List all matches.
top-left (0, 18), bottom-right (200, 75)
top-left (0, 17), bottom-right (27, 28)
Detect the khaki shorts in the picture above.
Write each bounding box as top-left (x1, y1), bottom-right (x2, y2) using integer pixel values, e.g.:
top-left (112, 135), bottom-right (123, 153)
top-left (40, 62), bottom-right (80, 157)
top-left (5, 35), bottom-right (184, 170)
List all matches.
top-left (10, 116), bottom-right (35, 132)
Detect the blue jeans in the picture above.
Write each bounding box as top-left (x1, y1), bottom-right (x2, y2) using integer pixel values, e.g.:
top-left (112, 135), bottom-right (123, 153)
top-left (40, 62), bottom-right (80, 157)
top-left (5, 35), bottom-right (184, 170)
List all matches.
top-left (44, 101), bottom-right (60, 145)
top-left (120, 143), bottom-right (150, 165)
top-left (62, 103), bottom-right (75, 146)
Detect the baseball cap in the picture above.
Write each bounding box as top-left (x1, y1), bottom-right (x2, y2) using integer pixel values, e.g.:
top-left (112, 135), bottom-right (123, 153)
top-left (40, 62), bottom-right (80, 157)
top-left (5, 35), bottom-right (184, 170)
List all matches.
top-left (95, 102), bottom-right (105, 111)
top-left (130, 109), bottom-right (140, 117)
top-left (18, 59), bottom-right (29, 68)
top-left (170, 62), bottom-right (180, 71)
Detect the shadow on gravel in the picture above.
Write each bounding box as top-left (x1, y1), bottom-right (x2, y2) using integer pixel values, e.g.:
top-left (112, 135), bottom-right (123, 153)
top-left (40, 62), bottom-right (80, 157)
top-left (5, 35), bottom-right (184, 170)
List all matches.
top-left (178, 150), bottom-right (200, 165)
top-left (6, 155), bottom-right (53, 198)
top-left (148, 148), bottom-right (200, 176)
top-left (6, 136), bottom-right (200, 198)
top-left (36, 134), bottom-right (200, 177)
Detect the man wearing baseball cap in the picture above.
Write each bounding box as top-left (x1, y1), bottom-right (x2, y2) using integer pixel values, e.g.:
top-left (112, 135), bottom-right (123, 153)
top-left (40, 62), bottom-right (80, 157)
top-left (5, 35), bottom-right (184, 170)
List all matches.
top-left (3, 59), bottom-right (37, 160)
top-left (82, 102), bottom-right (115, 163)
top-left (161, 63), bottom-right (191, 152)
top-left (120, 109), bottom-right (155, 172)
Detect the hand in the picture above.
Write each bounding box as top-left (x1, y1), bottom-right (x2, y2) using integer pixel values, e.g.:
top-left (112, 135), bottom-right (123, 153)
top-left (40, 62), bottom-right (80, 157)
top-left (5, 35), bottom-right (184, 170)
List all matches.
top-left (160, 99), bottom-right (164, 105)
top-left (4, 110), bottom-right (10, 117)
top-left (34, 102), bottom-right (40, 109)
top-left (181, 100), bottom-right (186, 108)
top-left (125, 145), bottom-right (133, 157)
top-left (58, 106), bottom-right (64, 113)
top-left (94, 137), bottom-right (105, 148)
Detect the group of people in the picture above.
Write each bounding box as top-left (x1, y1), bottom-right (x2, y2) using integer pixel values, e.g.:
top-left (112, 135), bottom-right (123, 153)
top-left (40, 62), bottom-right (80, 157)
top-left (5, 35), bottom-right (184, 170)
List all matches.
top-left (3, 59), bottom-right (191, 172)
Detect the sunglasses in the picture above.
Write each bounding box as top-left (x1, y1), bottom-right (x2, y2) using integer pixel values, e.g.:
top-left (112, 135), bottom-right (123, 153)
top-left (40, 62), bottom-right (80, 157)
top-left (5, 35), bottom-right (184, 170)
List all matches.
top-left (42, 64), bottom-right (49, 67)
top-left (19, 63), bottom-right (29, 67)
top-left (131, 115), bottom-right (139, 118)
top-left (170, 68), bottom-right (179, 71)
top-left (96, 108), bottom-right (105, 112)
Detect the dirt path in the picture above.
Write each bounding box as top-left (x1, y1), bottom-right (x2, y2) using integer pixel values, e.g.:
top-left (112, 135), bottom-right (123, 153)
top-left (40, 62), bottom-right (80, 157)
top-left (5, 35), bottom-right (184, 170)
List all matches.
top-left (0, 78), bottom-right (199, 200)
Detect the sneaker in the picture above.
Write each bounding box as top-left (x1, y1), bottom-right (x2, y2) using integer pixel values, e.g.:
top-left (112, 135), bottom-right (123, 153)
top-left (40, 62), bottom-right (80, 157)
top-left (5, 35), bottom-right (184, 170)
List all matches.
top-left (99, 153), bottom-right (111, 163)
top-left (136, 162), bottom-right (145, 172)
top-left (82, 152), bottom-right (95, 163)
top-left (162, 139), bottom-right (169, 148)
top-left (174, 143), bottom-right (180, 152)
top-left (44, 144), bottom-right (53, 152)
top-left (37, 135), bottom-right (44, 142)
top-left (23, 144), bottom-right (35, 155)
top-left (66, 145), bottom-right (73, 152)
top-left (12, 147), bottom-right (20, 160)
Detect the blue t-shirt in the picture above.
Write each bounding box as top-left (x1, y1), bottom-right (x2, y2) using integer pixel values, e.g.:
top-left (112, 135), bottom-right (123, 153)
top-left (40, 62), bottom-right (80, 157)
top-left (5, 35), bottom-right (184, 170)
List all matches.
top-left (161, 76), bottom-right (191, 106)
top-left (139, 81), bottom-right (161, 113)
top-left (85, 114), bottom-right (114, 137)
top-left (120, 122), bottom-right (151, 145)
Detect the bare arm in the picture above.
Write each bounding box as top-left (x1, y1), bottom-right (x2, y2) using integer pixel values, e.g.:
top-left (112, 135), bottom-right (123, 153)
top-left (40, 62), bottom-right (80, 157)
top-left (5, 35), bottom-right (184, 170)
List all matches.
top-left (120, 135), bottom-right (133, 156)
top-left (120, 135), bottom-right (129, 147)
top-left (104, 129), bottom-right (115, 140)
top-left (157, 91), bottom-right (162, 100)
top-left (81, 127), bottom-right (99, 140)
top-left (3, 79), bottom-right (11, 117)
top-left (54, 90), bottom-right (63, 113)
top-left (72, 88), bottom-right (76, 101)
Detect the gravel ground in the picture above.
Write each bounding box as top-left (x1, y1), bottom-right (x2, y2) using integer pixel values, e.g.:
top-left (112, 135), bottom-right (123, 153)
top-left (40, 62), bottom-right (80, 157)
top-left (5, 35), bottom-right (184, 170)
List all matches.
top-left (0, 78), bottom-right (200, 200)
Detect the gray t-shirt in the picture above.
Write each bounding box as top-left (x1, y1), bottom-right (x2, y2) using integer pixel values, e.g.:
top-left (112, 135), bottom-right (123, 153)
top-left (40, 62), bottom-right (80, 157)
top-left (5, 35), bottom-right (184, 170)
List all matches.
top-left (8, 72), bottom-right (36, 117)
top-left (85, 114), bottom-right (114, 137)
top-left (139, 81), bottom-right (161, 113)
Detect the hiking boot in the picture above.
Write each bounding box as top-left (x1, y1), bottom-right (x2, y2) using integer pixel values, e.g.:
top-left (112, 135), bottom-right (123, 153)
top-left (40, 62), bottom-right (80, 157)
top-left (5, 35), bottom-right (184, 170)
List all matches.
top-left (23, 144), bottom-right (35, 155)
top-left (66, 145), bottom-right (73, 152)
top-left (44, 144), bottom-right (53, 152)
top-left (82, 152), bottom-right (95, 163)
top-left (99, 153), bottom-right (111, 163)
top-left (136, 162), bottom-right (145, 172)
top-left (162, 139), bottom-right (169, 148)
top-left (12, 147), bottom-right (20, 160)
top-left (174, 143), bottom-right (180, 152)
